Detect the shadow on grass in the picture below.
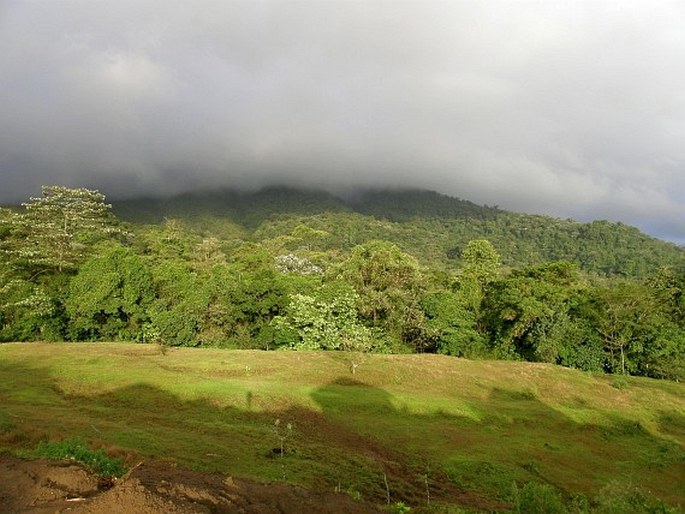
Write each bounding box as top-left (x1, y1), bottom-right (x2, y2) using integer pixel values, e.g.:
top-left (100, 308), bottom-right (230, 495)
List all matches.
top-left (0, 359), bottom-right (683, 509)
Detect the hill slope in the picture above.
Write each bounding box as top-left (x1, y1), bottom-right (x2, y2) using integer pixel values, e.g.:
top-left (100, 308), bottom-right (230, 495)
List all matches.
top-left (112, 187), bottom-right (685, 276)
top-left (1, 343), bottom-right (683, 511)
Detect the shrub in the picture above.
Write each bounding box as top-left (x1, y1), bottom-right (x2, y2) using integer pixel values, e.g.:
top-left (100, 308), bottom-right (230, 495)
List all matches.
top-left (33, 439), bottom-right (127, 478)
top-left (510, 481), bottom-right (566, 514)
top-left (389, 501), bottom-right (412, 513)
top-left (611, 376), bottom-right (630, 390)
top-left (595, 480), bottom-right (679, 514)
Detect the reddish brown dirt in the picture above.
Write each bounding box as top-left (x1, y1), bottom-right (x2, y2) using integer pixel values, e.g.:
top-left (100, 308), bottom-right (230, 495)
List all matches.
top-left (0, 454), bottom-right (383, 513)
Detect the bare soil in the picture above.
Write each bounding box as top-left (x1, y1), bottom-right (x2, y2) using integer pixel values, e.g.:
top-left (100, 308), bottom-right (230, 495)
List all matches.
top-left (0, 454), bottom-right (382, 513)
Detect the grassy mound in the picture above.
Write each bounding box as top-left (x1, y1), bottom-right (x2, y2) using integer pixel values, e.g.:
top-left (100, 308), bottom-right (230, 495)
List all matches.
top-left (0, 343), bottom-right (682, 511)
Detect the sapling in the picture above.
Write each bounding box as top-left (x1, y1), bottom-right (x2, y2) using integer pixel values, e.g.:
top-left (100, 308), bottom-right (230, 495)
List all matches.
top-left (272, 418), bottom-right (293, 458)
top-left (383, 471), bottom-right (391, 504)
top-left (272, 418), bottom-right (293, 480)
top-left (419, 472), bottom-right (430, 506)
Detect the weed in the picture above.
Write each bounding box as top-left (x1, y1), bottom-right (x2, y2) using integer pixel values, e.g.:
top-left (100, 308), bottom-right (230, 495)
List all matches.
top-left (346, 486), bottom-right (362, 501)
top-left (272, 418), bottom-right (293, 458)
top-left (271, 418), bottom-right (293, 480)
top-left (522, 461), bottom-right (540, 475)
top-left (383, 471), bottom-right (391, 504)
top-left (594, 480), bottom-right (681, 514)
top-left (33, 439), bottom-right (127, 478)
top-left (445, 459), bottom-right (527, 500)
top-left (648, 441), bottom-right (682, 471)
top-left (521, 389), bottom-right (538, 400)
top-left (389, 501), bottom-right (412, 513)
top-left (569, 493), bottom-right (590, 513)
top-left (510, 481), bottom-right (565, 514)
top-left (0, 416), bottom-right (16, 433)
top-left (601, 420), bottom-right (647, 438)
top-left (611, 376), bottom-right (629, 390)
top-left (419, 472), bottom-right (431, 506)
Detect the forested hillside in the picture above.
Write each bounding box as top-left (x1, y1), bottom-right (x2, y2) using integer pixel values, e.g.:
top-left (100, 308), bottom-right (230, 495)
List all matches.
top-left (114, 187), bottom-right (685, 276)
top-left (1, 186), bottom-right (684, 380)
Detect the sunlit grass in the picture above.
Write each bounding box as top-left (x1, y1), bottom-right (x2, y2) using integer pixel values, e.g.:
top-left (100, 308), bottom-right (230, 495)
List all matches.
top-left (0, 342), bottom-right (683, 510)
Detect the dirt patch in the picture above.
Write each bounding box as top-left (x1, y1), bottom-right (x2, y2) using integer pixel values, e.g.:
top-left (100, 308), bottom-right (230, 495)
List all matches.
top-left (0, 454), bottom-right (382, 513)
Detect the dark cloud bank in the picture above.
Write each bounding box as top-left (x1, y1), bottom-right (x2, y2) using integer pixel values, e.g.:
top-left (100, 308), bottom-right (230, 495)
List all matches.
top-left (1, 1), bottom-right (684, 243)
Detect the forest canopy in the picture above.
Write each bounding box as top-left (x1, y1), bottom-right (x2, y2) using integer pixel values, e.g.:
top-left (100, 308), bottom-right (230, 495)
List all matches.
top-left (1, 186), bottom-right (683, 380)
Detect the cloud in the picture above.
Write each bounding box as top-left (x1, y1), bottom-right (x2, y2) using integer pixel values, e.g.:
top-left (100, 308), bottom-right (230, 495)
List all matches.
top-left (1, 0), bottom-right (684, 242)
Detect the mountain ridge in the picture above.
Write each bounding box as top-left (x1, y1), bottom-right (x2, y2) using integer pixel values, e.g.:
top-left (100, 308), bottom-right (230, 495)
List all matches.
top-left (110, 186), bottom-right (684, 277)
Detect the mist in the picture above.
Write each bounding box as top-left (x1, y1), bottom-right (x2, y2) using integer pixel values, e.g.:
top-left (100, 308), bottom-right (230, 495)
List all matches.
top-left (1, 1), bottom-right (684, 242)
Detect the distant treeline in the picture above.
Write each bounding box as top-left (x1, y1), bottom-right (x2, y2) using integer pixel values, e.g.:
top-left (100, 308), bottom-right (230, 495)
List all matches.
top-left (1, 186), bottom-right (683, 380)
top-left (114, 186), bottom-right (685, 277)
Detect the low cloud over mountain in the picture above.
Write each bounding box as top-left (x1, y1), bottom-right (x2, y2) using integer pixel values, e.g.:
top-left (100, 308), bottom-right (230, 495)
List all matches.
top-left (1, 1), bottom-right (684, 242)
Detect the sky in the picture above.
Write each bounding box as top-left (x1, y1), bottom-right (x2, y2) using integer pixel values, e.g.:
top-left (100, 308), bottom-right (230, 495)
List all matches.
top-left (1, 1), bottom-right (684, 243)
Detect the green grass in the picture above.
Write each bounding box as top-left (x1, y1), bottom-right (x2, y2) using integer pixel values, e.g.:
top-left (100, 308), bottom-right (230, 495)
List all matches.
top-left (31, 438), bottom-right (127, 478)
top-left (0, 343), bottom-right (683, 511)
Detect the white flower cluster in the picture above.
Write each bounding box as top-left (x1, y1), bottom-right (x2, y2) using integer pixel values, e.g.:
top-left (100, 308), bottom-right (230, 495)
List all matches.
top-left (3, 285), bottom-right (55, 318)
top-left (274, 253), bottom-right (322, 275)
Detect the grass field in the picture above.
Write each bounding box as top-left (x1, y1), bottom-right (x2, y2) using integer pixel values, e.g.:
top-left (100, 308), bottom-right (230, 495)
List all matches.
top-left (0, 342), bottom-right (683, 511)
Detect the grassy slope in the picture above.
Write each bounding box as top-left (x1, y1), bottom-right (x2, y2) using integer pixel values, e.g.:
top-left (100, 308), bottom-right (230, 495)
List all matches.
top-left (0, 343), bottom-right (683, 510)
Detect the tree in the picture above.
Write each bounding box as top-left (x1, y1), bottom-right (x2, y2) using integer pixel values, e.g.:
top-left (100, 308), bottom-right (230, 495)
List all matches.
top-left (421, 239), bottom-right (502, 357)
top-left (336, 240), bottom-right (426, 347)
top-left (457, 239), bottom-right (501, 316)
top-left (592, 282), bottom-right (675, 376)
top-left (8, 186), bottom-right (119, 272)
top-left (146, 259), bottom-right (209, 346)
top-left (483, 261), bottom-right (588, 363)
top-left (224, 250), bottom-right (290, 349)
top-left (290, 224), bottom-right (329, 251)
top-left (272, 282), bottom-right (371, 355)
top-left (0, 268), bottom-right (57, 341)
top-left (420, 290), bottom-right (487, 357)
top-left (647, 266), bottom-right (685, 326)
top-left (460, 239), bottom-right (501, 287)
top-left (66, 245), bottom-right (154, 341)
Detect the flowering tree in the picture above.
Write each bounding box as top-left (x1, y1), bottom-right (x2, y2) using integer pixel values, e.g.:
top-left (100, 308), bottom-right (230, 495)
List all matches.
top-left (9, 186), bottom-right (119, 272)
top-left (273, 284), bottom-right (371, 352)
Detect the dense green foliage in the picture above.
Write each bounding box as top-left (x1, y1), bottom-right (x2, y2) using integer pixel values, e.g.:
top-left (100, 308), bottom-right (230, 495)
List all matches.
top-left (2, 186), bottom-right (684, 380)
top-left (114, 187), bottom-right (685, 275)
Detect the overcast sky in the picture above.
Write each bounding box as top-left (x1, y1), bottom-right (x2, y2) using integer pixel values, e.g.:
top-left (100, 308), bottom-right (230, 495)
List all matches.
top-left (1, 1), bottom-right (684, 242)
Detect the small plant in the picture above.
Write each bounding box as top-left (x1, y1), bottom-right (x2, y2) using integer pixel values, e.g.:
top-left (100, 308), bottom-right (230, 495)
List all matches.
top-left (419, 472), bottom-right (431, 506)
top-left (510, 481), bottom-right (565, 514)
top-left (523, 460), bottom-right (540, 475)
top-left (595, 480), bottom-right (678, 513)
top-left (612, 376), bottom-right (629, 390)
top-left (569, 493), bottom-right (590, 513)
top-left (271, 418), bottom-right (293, 480)
top-left (383, 471), bottom-right (391, 504)
top-left (33, 439), bottom-right (127, 478)
top-left (346, 487), bottom-right (362, 501)
top-left (272, 418), bottom-right (293, 458)
top-left (389, 501), bottom-right (412, 514)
